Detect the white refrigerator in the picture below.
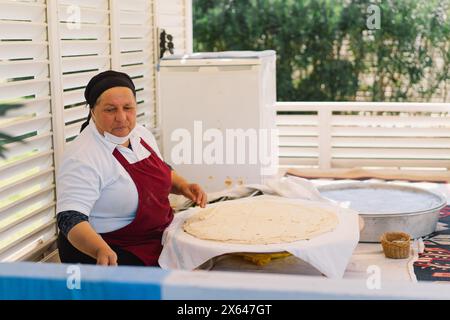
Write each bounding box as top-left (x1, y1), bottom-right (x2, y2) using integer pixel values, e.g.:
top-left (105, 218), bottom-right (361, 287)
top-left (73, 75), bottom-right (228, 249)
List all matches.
top-left (158, 51), bottom-right (278, 192)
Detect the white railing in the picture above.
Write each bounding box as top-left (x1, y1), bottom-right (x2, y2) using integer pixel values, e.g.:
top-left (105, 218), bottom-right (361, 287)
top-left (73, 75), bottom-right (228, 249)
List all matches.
top-left (275, 102), bottom-right (450, 172)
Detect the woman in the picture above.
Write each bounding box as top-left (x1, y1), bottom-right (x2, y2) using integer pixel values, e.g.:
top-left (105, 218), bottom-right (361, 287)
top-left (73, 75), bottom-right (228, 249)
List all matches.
top-left (56, 70), bottom-right (207, 266)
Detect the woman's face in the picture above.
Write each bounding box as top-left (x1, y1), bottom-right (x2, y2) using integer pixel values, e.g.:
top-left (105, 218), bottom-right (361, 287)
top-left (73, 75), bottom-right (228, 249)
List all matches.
top-left (92, 87), bottom-right (137, 137)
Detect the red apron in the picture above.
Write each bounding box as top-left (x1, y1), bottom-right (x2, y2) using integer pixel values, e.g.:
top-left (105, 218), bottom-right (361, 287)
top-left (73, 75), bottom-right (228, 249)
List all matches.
top-left (100, 138), bottom-right (174, 266)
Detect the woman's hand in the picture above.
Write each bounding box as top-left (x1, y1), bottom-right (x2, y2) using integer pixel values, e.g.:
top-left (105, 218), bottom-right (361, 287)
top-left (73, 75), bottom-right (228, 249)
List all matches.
top-left (95, 246), bottom-right (118, 266)
top-left (179, 183), bottom-right (208, 208)
top-left (67, 221), bottom-right (119, 266)
top-left (171, 171), bottom-right (208, 207)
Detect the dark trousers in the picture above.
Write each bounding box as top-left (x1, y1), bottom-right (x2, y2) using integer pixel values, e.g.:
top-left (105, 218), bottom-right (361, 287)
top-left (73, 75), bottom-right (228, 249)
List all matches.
top-left (57, 233), bottom-right (145, 266)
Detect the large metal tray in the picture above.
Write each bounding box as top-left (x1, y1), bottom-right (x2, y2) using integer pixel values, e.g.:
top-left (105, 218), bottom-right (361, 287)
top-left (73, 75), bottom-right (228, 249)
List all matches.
top-left (318, 182), bottom-right (447, 242)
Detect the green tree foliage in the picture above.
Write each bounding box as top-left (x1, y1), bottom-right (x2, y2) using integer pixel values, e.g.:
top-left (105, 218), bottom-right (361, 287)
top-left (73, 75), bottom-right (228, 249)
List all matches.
top-left (0, 104), bottom-right (25, 158)
top-left (193, 0), bottom-right (450, 102)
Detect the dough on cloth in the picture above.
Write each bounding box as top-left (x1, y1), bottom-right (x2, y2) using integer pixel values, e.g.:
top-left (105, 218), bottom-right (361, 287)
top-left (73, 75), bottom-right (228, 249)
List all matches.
top-left (183, 197), bottom-right (339, 245)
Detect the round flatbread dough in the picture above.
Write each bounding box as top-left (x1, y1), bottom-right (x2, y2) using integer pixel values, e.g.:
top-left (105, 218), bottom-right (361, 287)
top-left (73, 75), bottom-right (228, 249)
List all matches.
top-left (183, 197), bottom-right (339, 244)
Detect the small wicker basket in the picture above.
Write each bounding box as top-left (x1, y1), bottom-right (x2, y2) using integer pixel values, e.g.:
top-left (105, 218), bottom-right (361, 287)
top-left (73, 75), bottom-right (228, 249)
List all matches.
top-left (380, 232), bottom-right (411, 259)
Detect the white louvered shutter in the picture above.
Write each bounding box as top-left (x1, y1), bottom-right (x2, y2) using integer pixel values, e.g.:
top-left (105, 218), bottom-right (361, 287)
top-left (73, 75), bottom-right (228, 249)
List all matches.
top-left (276, 102), bottom-right (450, 171)
top-left (156, 0), bottom-right (192, 55)
top-left (0, 0), bottom-right (188, 262)
top-left (0, 0), bottom-right (57, 262)
top-left (59, 0), bottom-right (159, 143)
top-left (57, 0), bottom-right (112, 144)
top-left (114, 0), bottom-right (157, 129)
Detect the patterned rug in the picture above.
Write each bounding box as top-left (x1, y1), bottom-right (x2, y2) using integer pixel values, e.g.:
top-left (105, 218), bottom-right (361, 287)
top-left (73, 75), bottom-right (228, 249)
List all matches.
top-left (413, 205), bottom-right (450, 282)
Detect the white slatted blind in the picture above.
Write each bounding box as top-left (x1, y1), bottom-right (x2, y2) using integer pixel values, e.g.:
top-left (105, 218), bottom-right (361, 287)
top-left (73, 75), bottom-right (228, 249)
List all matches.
top-left (115, 0), bottom-right (157, 129)
top-left (57, 0), bottom-right (112, 144)
top-left (276, 102), bottom-right (450, 171)
top-left (0, 0), bottom-right (57, 262)
top-left (0, 0), bottom-right (176, 262)
top-left (156, 0), bottom-right (192, 54)
top-left (59, 0), bottom-right (159, 143)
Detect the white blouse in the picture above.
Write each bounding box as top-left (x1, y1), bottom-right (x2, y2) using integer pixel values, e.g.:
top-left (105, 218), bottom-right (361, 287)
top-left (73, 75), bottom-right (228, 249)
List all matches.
top-left (56, 121), bottom-right (165, 233)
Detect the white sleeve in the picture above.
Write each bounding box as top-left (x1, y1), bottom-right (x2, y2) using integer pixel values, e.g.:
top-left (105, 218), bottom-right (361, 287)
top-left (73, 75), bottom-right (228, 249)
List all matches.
top-left (56, 158), bottom-right (101, 216)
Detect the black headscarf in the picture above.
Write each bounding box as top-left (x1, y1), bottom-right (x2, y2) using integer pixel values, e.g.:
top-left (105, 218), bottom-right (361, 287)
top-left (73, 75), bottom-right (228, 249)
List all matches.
top-left (80, 70), bottom-right (136, 132)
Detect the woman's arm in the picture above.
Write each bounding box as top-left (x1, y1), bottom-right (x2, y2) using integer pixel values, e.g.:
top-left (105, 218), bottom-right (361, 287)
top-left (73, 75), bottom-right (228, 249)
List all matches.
top-left (67, 221), bottom-right (118, 266)
top-left (171, 171), bottom-right (207, 207)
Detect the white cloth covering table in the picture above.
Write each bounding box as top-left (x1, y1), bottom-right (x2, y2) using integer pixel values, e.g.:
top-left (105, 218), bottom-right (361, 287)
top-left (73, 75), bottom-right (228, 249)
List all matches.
top-left (159, 177), bottom-right (360, 279)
